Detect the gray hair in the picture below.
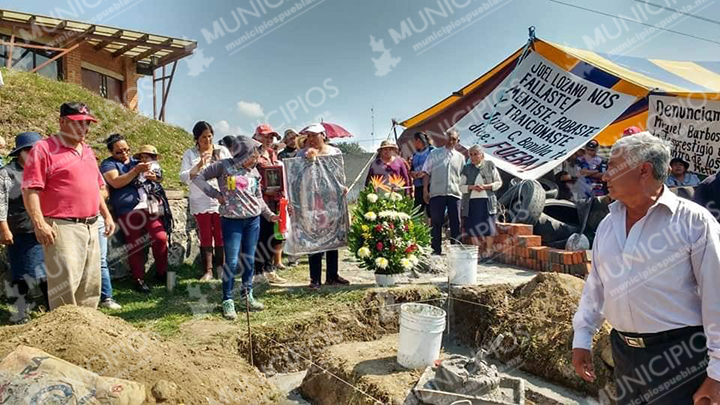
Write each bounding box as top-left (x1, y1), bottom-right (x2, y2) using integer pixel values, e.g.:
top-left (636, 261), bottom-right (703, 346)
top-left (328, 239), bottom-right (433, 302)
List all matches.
top-left (469, 144), bottom-right (484, 154)
top-left (446, 128), bottom-right (460, 139)
top-left (610, 131), bottom-right (671, 181)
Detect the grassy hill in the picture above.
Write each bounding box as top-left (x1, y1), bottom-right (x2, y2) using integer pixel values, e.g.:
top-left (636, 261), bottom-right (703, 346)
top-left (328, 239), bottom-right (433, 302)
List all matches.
top-left (0, 68), bottom-right (194, 190)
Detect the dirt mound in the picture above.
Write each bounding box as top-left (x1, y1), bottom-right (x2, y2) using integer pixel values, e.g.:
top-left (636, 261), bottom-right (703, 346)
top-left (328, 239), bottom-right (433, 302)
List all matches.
top-left (450, 273), bottom-right (613, 396)
top-left (0, 306), bottom-right (278, 404)
top-left (238, 285), bottom-right (444, 375)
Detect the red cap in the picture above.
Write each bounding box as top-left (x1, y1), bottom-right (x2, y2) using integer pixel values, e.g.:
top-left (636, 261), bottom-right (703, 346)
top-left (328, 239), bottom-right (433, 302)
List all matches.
top-left (254, 123), bottom-right (280, 139)
top-left (622, 126), bottom-right (642, 137)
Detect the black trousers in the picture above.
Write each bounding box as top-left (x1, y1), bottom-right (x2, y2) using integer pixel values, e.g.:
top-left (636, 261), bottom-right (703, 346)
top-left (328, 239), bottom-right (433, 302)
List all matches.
top-left (609, 326), bottom-right (708, 405)
top-left (309, 250), bottom-right (338, 284)
top-left (413, 185), bottom-right (429, 216)
top-left (429, 196), bottom-right (461, 254)
top-left (254, 216), bottom-right (281, 274)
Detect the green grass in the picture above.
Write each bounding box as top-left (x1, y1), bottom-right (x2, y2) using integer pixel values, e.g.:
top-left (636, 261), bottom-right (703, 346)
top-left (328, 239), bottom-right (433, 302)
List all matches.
top-left (90, 260), bottom-right (371, 337)
top-left (0, 68), bottom-right (194, 190)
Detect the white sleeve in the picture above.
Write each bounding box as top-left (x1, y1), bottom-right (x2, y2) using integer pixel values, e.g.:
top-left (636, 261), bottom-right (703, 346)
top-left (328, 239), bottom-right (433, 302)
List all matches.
top-left (691, 213), bottom-right (720, 381)
top-left (179, 149), bottom-right (194, 186)
top-left (421, 152), bottom-right (433, 174)
top-left (572, 239), bottom-right (606, 350)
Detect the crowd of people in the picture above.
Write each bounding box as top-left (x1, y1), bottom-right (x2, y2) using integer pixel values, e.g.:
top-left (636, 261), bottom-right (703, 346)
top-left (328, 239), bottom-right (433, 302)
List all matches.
top-left (0, 101), bottom-right (352, 322)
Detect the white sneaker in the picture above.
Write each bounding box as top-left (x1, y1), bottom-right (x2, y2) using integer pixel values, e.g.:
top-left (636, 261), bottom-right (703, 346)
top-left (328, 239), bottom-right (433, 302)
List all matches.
top-left (265, 271), bottom-right (287, 285)
top-left (100, 298), bottom-right (122, 310)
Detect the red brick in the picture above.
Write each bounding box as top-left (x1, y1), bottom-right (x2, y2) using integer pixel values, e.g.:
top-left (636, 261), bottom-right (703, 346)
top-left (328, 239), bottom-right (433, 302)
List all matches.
top-left (516, 235), bottom-right (541, 248)
top-left (561, 252), bottom-right (574, 265)
top-left (552, 264), bottom-right (562, 273)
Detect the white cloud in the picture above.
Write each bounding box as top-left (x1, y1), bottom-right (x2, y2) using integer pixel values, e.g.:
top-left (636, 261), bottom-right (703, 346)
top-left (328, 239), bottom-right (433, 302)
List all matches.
top-left (236, 100), bottom-right (265, 118)
top-left (213, 120), bottom-right (245, 143)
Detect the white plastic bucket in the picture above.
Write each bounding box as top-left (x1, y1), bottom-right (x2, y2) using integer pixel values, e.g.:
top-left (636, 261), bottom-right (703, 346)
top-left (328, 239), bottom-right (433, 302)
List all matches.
top-left (447, 245), bottom-right (478, 285)
top-left (397, 303), bottom-right (446, 369)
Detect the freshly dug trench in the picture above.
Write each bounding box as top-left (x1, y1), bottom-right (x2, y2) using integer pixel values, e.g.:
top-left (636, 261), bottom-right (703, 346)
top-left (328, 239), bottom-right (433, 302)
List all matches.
top-left (448, 273), bottom-right (614, 397)
top-left (236, 285), bottom-right (444, 375)
top-left (0, 306), bottom-right (279, 404)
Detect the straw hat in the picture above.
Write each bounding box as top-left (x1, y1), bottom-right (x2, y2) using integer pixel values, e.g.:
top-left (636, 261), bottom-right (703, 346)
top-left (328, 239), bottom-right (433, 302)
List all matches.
top-left (134, 144), bottom-right (160, 159)
top-left (377, 140), bottom-right (398, 152)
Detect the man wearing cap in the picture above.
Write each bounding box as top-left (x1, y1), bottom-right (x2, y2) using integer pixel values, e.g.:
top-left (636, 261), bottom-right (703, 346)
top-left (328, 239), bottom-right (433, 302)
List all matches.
top-left (622, 126), bottom-right (642, 138)
top-left (278, 129), bottom-right (299, 160)
top-left (22, 102), bottom-right (115, 310)
top-left (421, 129), bottom-right (465, 255)
top-left (576, 140), bottom-right (607, 198)
top-left (665, 157), bottom-right (700, 188)
top-left (0, 132), bottom-right (47, 323)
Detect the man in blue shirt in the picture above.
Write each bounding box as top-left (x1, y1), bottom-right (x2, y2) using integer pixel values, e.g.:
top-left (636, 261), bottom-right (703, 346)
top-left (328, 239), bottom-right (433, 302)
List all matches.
top-left (409, 132), bottom-right (433, 216)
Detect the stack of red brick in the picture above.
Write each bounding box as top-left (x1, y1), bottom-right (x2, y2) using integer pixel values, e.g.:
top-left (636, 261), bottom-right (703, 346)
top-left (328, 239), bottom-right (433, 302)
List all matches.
top-left (493, 222), bottom-right (592, 277)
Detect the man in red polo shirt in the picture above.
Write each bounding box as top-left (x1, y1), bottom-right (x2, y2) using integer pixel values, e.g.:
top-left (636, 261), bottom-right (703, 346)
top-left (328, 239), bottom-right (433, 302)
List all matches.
top-left (22, 102), bottom-right (115, 310)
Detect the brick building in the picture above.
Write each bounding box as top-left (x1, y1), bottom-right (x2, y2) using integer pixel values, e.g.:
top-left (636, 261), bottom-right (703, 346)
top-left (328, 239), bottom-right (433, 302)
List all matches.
top-left (0, 8), bottom-right (196, 120)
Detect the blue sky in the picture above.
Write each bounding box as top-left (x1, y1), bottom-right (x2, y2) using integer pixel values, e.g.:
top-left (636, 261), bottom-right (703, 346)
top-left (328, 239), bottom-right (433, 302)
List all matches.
top-left (5, 0), bottom-right (720, 149)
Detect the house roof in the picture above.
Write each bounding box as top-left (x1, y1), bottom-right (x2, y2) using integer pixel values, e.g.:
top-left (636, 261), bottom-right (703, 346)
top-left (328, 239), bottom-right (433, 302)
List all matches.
top-left (0, 8), bottom-right (197, 70)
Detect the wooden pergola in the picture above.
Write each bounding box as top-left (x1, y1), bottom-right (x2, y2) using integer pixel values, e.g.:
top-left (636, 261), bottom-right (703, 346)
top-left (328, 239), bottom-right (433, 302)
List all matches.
top-left (0, 8), bottom-right (197, 121)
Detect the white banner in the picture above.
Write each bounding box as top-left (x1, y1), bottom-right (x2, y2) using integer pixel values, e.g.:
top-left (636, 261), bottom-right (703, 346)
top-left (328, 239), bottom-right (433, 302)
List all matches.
top-left (452, 52), bottom-right (637, 179)
top-left (648, 95), bottom-right (720, 176)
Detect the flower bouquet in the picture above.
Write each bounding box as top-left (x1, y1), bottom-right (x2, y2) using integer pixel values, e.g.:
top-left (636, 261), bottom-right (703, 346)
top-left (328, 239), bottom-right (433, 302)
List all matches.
top-left (349, 175), bottom-right (431, 284)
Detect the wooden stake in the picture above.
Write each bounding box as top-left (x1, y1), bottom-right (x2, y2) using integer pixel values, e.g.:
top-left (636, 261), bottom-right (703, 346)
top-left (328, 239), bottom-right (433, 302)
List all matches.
top-left (5, 33), bottom-right (14, 69)
top-left (244, 287), bottom-right (254, 367)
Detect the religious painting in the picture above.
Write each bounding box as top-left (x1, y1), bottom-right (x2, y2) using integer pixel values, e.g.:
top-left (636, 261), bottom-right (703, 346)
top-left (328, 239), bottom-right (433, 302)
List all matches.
top-left (284, 155), bottom-right (349, 255)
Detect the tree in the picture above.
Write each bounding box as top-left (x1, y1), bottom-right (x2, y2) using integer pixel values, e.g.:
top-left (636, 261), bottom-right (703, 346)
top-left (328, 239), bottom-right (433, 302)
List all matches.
top-left (334, 142), bottom-right (368, 155)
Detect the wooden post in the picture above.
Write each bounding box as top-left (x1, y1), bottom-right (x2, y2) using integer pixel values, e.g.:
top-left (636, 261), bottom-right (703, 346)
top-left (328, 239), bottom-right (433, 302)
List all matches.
top-left (5, 33), bottom-right (14, 69)
top-left (159, 61), bottom-right (177, 122)
top-left (30, 43), bottom-right (79, 74)
top-left (161, 64), bottom-right (166, 121)
top-left (152, 67), bottom-right (157, 120)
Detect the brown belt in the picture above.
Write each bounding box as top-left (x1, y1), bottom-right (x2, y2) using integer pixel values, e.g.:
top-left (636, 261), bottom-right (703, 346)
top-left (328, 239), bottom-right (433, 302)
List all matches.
top-left (49, 216), bottom-right (98, 225)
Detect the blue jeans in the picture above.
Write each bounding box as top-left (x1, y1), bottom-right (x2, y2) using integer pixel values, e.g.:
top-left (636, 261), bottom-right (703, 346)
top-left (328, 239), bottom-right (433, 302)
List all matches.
top-left (221, 216), bottom-right (260, 301)
top-left (98, 217), bottom-right (113, 301)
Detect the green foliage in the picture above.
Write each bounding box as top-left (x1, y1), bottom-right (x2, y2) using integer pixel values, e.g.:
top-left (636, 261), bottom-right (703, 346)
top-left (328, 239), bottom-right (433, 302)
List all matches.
top-left (0, 68), bottom-right (194, 190)
top-left (348, 184), bottom-right (431, 275)
top-left (334, 141), bottom-right (367, 155)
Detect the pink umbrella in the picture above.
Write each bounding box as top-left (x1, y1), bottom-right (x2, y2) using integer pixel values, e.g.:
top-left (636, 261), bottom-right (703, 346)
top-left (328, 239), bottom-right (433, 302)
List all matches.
top-left (300, 122), bottom-right (353, 139)
top-left (321, 122), bottom-right (353, 139)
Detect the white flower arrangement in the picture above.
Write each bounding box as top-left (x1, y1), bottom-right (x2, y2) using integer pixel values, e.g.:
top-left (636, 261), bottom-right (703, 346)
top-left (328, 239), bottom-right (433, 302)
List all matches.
top-left (357, 247), bottom-right (371, 258)
top-left (366, 193), bottom-right (379, 203)
top-left (408, 255), bottom-right (419, 266)
top-left (375, 257), bottom-right (389, 269)
top-left (400, 258), bottom-right (413, 269)
top-left (378, 210), bottom-right (411, 221)
top-left (389, 192), bottom-right (403, 202)
top-left (364, 211), bottom-right (377, 221)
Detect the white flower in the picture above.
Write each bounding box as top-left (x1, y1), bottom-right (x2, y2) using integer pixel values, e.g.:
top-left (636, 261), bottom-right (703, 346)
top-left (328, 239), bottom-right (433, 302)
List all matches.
top-left (375, 257), bottom-right (389, 269)
top-left (364, 211), bottom-right (377, 221)
top-left (378, 210), bottom-right (411, 221)
top-left (367, 193), bottom-right (379, 203)
top-left (400, 258), bottom-right (413, 269)
top-left (408, 255), bottom-right (419, 266)
top-left (389, 192), bottom-right (403, 202)
top-left (357, 247), bottom-right (371, 258)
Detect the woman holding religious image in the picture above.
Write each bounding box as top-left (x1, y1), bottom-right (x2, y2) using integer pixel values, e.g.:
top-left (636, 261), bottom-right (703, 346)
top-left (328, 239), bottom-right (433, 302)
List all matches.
top-left (193, 135), bottom-right (279, 320)
top-left (295, 123), bottom-right (351, 290)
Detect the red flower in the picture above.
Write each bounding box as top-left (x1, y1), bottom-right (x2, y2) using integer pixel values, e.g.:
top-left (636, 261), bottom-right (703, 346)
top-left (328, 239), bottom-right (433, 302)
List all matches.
top-left (375, 225), bottom-right (383, 232)
top-left (389, 223), bottom-right (395, 230)
top-left (376, 242), bottom-right (384, 251)
top-left (390, 244), bottom-right (396, 252)
top-left (404, 224), bottom-right (410, 232)
top-left (405, 244), bottom-right (417, 254)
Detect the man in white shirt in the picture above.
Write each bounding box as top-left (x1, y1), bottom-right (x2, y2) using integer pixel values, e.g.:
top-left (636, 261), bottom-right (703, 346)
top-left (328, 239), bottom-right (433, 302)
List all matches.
top-left (421, 129), bottom-right (465, 255)
top-left (571, 132), bottom-right (720, 404)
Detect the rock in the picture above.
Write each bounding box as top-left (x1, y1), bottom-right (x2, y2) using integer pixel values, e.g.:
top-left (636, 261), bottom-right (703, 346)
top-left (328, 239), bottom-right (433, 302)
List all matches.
top-left (152, 379), bottom-right (177, 401)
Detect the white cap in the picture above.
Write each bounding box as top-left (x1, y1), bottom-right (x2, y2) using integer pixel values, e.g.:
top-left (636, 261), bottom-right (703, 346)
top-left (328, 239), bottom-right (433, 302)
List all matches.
top-left (300, 123), bottom-right (325, 134)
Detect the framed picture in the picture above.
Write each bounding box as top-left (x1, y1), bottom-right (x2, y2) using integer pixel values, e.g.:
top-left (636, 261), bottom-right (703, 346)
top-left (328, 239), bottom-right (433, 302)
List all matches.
top-left (260, 165), bottom-right (284, 193)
